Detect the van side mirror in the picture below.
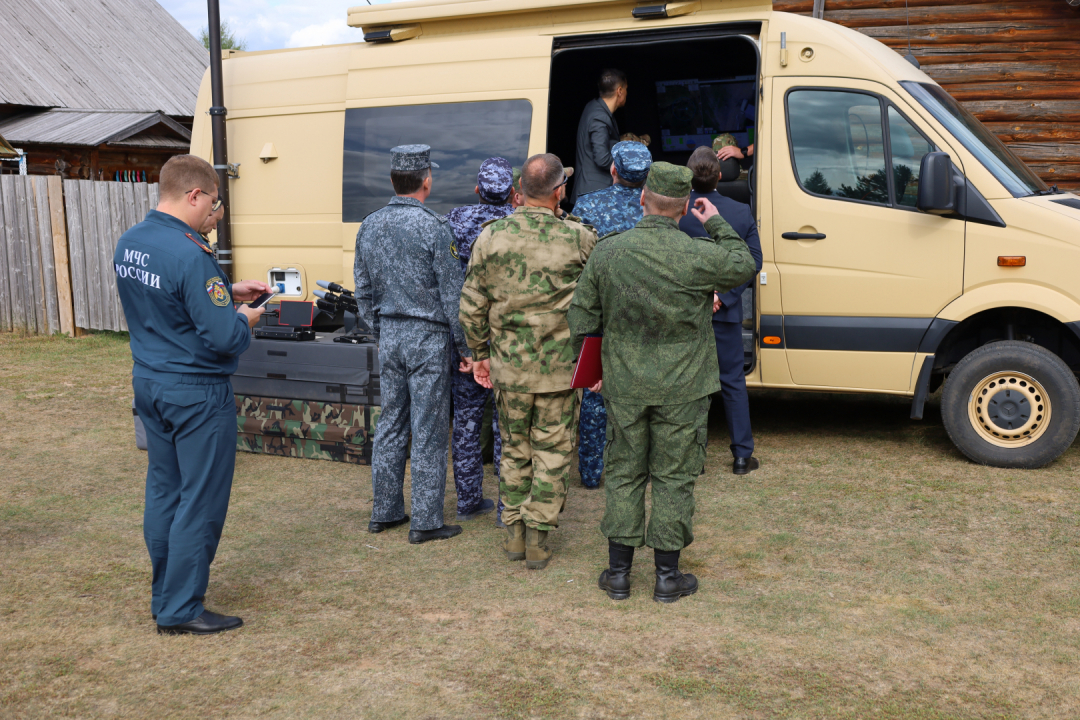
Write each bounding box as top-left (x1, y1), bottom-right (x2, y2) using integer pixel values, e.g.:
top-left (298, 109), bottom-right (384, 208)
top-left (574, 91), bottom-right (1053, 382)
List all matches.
top-left (917, 152), bottom-right (956, 214)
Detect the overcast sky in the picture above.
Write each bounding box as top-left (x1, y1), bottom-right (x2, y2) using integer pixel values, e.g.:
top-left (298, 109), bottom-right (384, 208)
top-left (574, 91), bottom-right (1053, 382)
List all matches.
top-left (157, 0), bottom-right (402, 51)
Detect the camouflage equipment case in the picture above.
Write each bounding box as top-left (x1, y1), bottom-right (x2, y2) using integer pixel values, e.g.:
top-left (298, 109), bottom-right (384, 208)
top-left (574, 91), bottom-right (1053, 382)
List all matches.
top-left (235, 395), bottom-right (381, 465)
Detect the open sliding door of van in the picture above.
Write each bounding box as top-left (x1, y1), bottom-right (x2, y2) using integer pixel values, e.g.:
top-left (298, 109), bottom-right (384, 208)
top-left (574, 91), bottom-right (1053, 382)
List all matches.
top-left (548, 21), bottom-right (765, 372)
top-left (769, 77), bottom-right (966, 394)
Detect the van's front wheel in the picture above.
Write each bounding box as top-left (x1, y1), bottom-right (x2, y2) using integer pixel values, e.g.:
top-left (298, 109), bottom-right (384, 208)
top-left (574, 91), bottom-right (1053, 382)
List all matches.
top-left (941, 341), bottom-right (1080, 468)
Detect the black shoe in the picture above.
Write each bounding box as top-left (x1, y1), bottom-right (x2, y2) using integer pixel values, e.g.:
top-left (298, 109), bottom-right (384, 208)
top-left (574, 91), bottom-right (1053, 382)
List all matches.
top-left (653, 549), bottom-right (698, 603)
top-left (732, 457), bottom-right (760, 475)
top-left (598, 542), bottom-right (634, 600)
top-left (368, 515), bottom-right (409, 533)
top-left (157, 610), bottom-right (243, 635)
top-left (408, 524), bottom-right (463, 544)
top-left (456, 498), bottom-right (495, 521)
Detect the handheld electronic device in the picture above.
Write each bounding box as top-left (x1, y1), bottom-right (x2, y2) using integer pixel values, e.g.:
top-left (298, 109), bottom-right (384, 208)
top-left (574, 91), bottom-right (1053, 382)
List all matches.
top-left (249, 291), bottom-right (277, 309)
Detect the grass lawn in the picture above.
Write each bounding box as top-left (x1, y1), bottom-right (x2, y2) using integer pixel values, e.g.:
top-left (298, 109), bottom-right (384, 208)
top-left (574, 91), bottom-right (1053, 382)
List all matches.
top-left (1, 330), bottom-right (1079, 719)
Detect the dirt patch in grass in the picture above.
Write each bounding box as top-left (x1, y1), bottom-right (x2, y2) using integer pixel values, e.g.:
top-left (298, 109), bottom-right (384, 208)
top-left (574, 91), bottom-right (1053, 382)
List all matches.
top-left (2, 330), bottom-right (1079, 718)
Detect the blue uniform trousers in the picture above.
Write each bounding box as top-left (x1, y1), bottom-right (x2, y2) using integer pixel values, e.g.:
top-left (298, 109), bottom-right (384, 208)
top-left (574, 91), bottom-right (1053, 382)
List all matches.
top-left (134, 373), bottom-right (236, 627)
top-left (713, 321), bottom-right (754, 458)
top-left (578, 388), bottom-right (606, 487)
top-left (371, 320), bottom-right (452, 531)
top-left (451, 359), bottom-right (501, 515)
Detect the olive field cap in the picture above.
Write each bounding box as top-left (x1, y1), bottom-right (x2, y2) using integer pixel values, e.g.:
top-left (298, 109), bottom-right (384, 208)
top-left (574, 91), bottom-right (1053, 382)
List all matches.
top-left (511, 167), bottom-right (521, 191)
top-left (645, 162), bottom-right (692, 198)
top-left (712, 133), bottom-right (738, 151)
top-left (390, 144), bottom-right (439, 171)
top-left (611, 141), bottom-right (652, 183)
top-left (477, 157), bottom-right (514, 202)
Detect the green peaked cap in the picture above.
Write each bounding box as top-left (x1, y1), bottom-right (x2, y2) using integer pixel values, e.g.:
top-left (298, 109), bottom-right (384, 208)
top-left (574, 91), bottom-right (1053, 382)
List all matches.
top-left (645, 161), bottom-right (692, 199)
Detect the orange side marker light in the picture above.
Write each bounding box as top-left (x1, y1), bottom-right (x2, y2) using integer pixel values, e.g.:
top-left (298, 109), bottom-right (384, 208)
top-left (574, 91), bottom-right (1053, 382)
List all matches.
top-left (998, 256), bottom-right (1026, 267)
top-left (763, 336), bottom-right (782, 345)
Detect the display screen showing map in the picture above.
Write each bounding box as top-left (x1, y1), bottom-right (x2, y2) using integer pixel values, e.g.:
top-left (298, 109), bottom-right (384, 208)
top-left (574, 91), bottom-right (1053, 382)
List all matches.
top-left (656, 77), bottom-right (756, 152)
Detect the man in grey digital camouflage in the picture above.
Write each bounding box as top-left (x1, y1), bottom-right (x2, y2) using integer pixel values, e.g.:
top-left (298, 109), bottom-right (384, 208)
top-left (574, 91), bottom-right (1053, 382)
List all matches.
top-left (568, 162), bottom-right (755, 602)
top-left (459, 153), bottom-right (599, 570)
top-left (354, 144), bottom-right (471, 544)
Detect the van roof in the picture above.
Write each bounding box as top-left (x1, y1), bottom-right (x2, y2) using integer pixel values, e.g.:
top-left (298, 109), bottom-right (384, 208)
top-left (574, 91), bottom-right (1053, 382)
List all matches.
top-left (347, 0), bottom-right (773, 33)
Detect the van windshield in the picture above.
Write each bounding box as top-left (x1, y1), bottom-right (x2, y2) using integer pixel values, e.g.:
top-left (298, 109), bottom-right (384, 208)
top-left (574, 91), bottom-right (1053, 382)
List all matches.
top-left (901, 81), bottom-right (1048, 198)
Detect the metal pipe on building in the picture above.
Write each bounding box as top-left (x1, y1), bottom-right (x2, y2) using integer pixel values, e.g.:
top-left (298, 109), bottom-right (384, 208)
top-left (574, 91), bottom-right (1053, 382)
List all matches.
top-left (207, 0), bottom-right (233, 281)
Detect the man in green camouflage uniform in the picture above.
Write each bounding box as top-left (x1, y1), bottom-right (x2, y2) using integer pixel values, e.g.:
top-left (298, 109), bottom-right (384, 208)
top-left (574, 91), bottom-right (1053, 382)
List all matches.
top-left (460, 153), bottom-right (598, 570)
top-left (568, 162), bottom-right (755, 602)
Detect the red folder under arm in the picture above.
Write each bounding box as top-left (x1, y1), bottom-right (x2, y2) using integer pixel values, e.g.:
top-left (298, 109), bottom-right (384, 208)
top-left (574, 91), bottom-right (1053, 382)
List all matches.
top-left (571, 335), bottom-right (602, 389)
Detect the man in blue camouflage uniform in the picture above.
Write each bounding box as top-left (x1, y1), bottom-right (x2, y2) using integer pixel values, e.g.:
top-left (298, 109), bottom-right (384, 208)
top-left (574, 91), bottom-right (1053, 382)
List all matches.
top-left (570, 141), bottom-right (652, 489)
top-left (444, 158), bottom-right (514, 522)
top-left (354, 144), bottom-right (470, 544)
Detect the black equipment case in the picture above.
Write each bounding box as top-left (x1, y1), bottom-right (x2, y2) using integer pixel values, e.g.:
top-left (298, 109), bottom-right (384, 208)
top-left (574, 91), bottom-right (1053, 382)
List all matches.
top-left (233, 330), bottom-right (381, 464)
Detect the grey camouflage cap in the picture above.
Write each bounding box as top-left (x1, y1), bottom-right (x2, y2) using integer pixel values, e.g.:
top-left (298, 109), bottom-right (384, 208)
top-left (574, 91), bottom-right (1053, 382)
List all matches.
top-left (390, 144), bottom-right (439, 171)
top-left (611, 141), bottom-right (652, 183)
top-left (477, 157), bottom-right (513, 203)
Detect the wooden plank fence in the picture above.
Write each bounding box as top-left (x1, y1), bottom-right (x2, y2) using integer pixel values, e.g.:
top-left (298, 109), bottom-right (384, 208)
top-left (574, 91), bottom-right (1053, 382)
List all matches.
top-left (0, 176), bottom-right (158, 335)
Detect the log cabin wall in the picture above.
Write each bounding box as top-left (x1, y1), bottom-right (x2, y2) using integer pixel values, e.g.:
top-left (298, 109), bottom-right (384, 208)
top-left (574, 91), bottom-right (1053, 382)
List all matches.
top-left (774, 0), bottom-right (1080, 192)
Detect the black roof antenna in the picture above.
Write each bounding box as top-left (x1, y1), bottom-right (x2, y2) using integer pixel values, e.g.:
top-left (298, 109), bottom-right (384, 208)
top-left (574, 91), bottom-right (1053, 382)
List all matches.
top-left (903, 0), bottom-right (921, 69)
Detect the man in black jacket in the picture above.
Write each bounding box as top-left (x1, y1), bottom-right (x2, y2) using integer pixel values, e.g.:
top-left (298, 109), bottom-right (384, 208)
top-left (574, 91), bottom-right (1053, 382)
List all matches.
top-left (678, 146), bottom-right (763, 475)
top-left (572, 68), bottom-right (627, 202)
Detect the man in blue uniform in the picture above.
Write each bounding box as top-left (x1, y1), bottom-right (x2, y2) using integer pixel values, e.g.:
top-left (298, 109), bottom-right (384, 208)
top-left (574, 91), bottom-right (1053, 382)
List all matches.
top-left (571, 141), bottom-right (652, 488)
top-left (114, 155), bottom-right (271, 635)
top-left (354, 144), bottom-right (472, 544)
top-left (680, 146), bottom-right (763, 474)
top-left (444, 157), bottom-right (514, 522)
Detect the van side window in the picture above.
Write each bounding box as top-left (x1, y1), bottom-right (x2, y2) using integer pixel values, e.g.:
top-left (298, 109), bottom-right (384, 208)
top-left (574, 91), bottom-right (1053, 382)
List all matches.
top-left (342, 100), bottom-right (533, 222)
top-left (787, 90), bottom-right (889, 205)
top-left (887, 106), bottom-right (935, 208)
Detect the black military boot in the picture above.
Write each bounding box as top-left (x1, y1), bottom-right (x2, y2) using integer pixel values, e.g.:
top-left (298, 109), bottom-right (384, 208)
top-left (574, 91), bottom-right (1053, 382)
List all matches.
top-left (597, 542), bottom-right (634, 600)
top-left (653, 549), bottom-right (698, 603)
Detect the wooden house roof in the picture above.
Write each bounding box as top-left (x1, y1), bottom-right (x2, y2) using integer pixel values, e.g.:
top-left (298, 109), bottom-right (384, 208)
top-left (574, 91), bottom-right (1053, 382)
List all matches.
top-left (0, 0), bottom-right (208, 118)
top-left (0, 109), bottom-right (191, 150)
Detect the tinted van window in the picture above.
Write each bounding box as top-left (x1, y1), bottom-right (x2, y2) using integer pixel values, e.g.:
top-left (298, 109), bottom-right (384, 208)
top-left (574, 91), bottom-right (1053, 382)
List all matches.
top-left (787, 90), bottom-right (889, 205)
top-left (888, 107), bottom-right (935, 207)
top-left (342, 101), bottom-right (533, 221)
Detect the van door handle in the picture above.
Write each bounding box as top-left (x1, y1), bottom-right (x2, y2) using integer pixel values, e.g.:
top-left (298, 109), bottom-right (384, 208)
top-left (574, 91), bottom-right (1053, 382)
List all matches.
top-left (782, 232), bottom-right (826, 240)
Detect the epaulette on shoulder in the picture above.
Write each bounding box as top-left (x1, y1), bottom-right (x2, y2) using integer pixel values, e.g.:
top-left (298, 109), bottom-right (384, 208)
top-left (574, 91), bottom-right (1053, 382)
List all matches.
top-left (599, 230), bottom-right (621, 242)
top-left (479, 216), bottom-right (501, 229)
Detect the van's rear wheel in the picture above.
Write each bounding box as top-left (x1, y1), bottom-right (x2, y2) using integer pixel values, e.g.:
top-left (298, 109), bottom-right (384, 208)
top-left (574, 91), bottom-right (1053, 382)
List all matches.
top-left (941, 341), bottom-right (1080, 468)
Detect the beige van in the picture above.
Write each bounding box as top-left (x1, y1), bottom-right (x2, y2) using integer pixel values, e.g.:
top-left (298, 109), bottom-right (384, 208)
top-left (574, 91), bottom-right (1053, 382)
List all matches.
top-left (190, 0), bottom-right (1080, 469)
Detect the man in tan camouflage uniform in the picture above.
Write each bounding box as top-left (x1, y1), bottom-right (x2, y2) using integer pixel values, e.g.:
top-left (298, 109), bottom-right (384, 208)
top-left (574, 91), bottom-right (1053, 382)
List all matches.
top-left (459, 153), bottom-right (598, 570)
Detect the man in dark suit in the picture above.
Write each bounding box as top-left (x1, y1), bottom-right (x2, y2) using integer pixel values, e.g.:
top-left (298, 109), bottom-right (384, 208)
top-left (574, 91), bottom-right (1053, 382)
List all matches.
top-left (678, 146), bottom-right (763, 475)
top-left (572, 68), bottom-right (627, 203)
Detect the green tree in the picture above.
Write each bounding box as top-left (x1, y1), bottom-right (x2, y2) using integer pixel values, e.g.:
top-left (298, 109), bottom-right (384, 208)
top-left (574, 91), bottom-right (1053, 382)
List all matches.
top-left (836, 168), bottom-right (890, 204)
top-left (803, 170), bottom-right (833, 196)
top-left (201, 21), bottom-right (247, 51)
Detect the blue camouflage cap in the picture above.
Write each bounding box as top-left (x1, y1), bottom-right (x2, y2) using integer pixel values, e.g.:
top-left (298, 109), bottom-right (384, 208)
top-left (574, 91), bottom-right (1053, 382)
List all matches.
top-left (477, 157), bottom-right (513, 203)
top-left (611, 141), bottom-right (652, 183)
top-left (390, 144), bottom-right (439, 171)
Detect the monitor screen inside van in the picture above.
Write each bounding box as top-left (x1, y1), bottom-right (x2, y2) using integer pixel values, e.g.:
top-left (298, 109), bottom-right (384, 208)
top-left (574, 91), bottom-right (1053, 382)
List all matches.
top-left (656, 77), bottom-right (756, 153)
top-left (342, 100), bottom-right (533, 221)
